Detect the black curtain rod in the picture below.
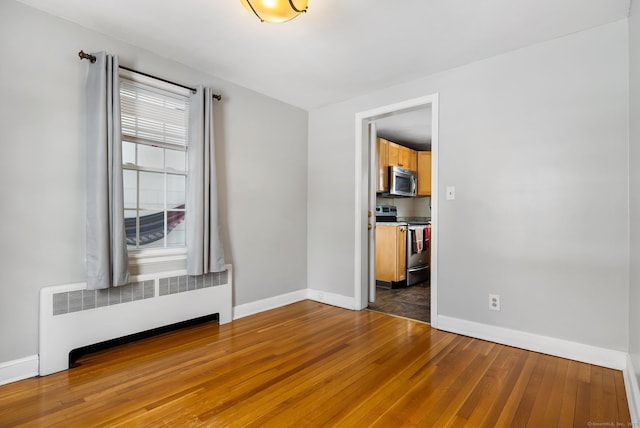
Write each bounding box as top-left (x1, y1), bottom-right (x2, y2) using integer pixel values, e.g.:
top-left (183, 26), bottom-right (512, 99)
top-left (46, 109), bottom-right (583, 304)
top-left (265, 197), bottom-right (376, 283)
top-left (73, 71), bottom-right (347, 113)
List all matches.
top-left (78, 50), bottom-right (222, 101)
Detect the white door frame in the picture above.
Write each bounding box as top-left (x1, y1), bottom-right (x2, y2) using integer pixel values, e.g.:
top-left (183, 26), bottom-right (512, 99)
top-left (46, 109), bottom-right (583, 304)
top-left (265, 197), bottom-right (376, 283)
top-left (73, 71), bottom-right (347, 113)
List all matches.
top-left (353, 93), bottom-right (439, 327)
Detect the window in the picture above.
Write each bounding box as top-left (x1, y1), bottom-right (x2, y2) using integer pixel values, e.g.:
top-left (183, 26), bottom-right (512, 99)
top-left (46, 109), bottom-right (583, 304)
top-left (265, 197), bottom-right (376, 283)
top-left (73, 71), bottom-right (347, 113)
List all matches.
top-left (120, 75), bottom-right (190, 252)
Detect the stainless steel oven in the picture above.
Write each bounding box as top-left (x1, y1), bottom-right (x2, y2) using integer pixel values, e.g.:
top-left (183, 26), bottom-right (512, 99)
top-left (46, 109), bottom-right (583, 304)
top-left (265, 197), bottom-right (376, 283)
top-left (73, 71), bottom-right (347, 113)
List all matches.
top-left (406, 223), bottom-right (430, 285)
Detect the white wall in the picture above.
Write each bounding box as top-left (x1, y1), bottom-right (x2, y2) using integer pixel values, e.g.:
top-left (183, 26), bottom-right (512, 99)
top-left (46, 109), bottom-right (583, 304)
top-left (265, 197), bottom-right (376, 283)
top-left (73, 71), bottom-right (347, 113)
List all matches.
top-left (0, 0), bottom-right (308, 364)
top-left (629, 0), bottom-right (640, 382)
top-left (308, 20), bottom-right (629, 351)
top-left (376, 196), bottom-right (431, 219)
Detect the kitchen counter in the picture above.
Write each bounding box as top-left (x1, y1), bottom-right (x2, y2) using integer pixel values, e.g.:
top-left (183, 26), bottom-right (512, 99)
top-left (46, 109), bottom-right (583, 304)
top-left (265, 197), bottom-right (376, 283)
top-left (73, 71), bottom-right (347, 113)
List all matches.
top-left (375, 221), bottom-right (407, 226)
top-left (397, 217), bottom-right (431, 223)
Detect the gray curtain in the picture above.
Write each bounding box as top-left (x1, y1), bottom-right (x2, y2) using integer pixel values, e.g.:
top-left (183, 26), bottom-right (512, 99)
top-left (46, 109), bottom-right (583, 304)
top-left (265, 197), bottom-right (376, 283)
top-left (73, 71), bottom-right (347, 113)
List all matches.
top-left (85, 52), bottom-right (130, 290)
top-left (187, 86), bottom-right (225, 275)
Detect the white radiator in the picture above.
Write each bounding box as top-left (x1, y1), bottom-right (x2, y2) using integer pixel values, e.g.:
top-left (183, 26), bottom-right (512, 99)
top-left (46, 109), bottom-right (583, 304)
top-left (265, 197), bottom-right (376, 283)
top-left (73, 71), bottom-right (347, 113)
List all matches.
top-left (39, 265), bottom-right (232, 376)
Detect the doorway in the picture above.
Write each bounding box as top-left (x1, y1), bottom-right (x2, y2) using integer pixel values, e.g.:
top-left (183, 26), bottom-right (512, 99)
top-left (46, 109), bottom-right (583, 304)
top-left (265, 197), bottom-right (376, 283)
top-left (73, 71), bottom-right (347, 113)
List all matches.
top-left (353, 94), bottom-right (439, 328)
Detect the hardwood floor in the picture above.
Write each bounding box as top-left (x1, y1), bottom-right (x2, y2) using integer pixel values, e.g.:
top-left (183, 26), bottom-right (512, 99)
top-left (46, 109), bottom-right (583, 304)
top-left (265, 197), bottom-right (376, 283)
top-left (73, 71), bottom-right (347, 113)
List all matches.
top-left (0, 300), bottom-right (630, 427)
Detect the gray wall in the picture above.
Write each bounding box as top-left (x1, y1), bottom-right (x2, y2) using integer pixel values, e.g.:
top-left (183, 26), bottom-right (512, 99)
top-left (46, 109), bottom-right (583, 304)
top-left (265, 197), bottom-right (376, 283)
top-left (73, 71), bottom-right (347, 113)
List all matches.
top-left (308, 20), bottom-right (629, 351)
top-left (0, 0), bottom-right (308, 363)
top-left (629, 0), bottom-right (640, 381)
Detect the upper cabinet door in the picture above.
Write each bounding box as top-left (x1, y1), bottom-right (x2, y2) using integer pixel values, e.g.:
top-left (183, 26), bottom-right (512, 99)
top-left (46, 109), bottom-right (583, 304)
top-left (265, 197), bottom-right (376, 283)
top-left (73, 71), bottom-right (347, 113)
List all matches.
top-left (408, 149), bottom-right (417, 171)
top-left (398, 145), bottom-right (410, 169)
top-left (417, 151), bottom-right (432, 196)
top-left (389, 143), bottom-right (417, 171)
top-left (376, 138), bottom-right (389, 193)
top-left (388, 142), bottom-right (400, 167)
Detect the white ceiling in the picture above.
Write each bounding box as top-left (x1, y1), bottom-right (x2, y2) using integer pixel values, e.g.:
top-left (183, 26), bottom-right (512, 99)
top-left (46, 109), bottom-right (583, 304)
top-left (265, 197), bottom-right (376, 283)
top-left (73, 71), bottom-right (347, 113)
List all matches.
top-left (16, 0), bottom-right (630, 113)
top-left (375, 107), bottom-right (432, 150)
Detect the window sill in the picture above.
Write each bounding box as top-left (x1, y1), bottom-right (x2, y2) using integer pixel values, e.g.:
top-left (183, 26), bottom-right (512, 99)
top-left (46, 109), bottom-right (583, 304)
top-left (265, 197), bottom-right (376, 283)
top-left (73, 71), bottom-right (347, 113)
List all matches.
top-left (128, 249), bottom-right (187, 268)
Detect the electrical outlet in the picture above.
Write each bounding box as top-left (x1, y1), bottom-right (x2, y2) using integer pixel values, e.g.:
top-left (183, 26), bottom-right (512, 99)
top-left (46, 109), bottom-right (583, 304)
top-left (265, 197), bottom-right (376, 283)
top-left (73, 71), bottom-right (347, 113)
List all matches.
top-left (489, 294), bottom-right (500, 311)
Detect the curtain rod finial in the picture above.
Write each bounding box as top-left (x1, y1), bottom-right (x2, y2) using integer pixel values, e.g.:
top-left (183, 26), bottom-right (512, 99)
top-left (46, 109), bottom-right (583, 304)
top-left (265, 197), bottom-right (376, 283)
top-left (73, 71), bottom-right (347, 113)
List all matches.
top-left (78, 50), bottom-right (96, 63)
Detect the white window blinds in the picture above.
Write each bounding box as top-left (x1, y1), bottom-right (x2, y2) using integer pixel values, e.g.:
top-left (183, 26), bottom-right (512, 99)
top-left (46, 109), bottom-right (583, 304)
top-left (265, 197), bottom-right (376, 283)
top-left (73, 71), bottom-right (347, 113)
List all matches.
top-left (120, 79), bottom-right (189, 150)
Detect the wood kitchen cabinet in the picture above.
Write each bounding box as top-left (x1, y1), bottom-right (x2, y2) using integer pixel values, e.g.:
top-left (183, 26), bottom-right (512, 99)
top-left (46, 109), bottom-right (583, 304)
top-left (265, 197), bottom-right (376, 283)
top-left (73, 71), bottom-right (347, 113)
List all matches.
top-left (399, 145), bottom-right (417, 171)
top-left (388, 141), bottom-right (399, 167)
top-left (375, 224), bottom-right (407, 285)
top-left (376, 139), bottom-right (418, 193)
top-left (388, 142), bottom-right (417, 171)
top-left (376, 138), bottom-right (389, 193)
top-left (417, 151), bottom-right (432, 196)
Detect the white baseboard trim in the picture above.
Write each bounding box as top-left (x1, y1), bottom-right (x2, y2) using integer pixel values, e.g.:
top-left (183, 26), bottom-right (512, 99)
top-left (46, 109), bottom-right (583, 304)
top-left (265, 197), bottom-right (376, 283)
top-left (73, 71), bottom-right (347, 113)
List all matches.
top-left (233, 289), bottom-right (357, 321)
top-left (437, 315), bottom-right (627, 370)
top-left (233, 289), bottom-right (308, 320)
top-left (624, 355), bottom-right (640, 424)
top-left (0, 355), bottom-right (39, 386)
top-left (307, 289), bottom-right (358, 310)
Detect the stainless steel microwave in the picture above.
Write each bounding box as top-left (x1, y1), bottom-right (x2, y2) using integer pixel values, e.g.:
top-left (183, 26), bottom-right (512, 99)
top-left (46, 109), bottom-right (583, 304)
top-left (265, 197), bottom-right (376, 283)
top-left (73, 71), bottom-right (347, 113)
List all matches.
top-left (389, 166), bottom-right (417, 197)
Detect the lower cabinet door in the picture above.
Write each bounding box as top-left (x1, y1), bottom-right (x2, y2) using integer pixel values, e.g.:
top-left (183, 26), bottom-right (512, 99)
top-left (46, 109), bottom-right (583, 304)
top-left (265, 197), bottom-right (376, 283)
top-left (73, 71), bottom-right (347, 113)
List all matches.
top-left (375, 225), bottom-right (407, 283)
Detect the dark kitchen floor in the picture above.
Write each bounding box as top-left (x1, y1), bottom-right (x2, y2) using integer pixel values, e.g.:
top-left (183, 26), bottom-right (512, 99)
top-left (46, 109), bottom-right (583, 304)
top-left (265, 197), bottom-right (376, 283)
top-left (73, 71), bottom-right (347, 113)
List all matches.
top-left (367, 281), bottom-right (430, 323)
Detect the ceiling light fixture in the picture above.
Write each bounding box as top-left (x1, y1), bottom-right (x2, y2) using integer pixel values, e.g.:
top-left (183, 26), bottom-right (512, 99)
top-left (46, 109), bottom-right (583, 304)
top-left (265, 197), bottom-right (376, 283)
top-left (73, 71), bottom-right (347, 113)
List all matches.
top-left (240, 0), bottom-right (308, 23)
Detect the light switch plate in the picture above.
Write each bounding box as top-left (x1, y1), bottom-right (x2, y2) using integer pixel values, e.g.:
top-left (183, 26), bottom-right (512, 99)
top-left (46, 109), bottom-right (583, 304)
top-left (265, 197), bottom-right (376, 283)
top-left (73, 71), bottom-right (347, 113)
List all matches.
top-left (446, 186), bottom-right (455, 200)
